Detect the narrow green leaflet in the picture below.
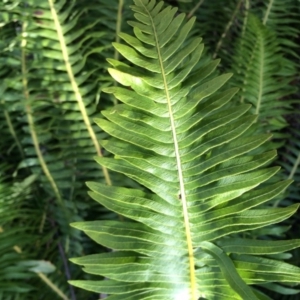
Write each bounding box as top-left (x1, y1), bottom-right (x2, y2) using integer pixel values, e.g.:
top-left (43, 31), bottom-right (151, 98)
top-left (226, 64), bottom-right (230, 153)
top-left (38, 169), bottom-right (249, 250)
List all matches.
top-left (217, 238), bottom-right (300, 255)
top-left (199, 241), bottom-right (258, 300)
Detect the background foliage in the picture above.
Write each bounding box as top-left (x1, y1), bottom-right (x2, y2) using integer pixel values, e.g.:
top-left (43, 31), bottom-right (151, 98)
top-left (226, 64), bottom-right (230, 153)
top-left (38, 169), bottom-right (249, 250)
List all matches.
top-left (0, 0), bottom-right (299, 299)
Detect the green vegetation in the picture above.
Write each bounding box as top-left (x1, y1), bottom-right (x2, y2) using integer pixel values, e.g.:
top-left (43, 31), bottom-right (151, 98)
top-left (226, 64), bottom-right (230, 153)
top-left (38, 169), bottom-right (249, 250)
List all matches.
top-left (1, 0), bottom-right (299, 299)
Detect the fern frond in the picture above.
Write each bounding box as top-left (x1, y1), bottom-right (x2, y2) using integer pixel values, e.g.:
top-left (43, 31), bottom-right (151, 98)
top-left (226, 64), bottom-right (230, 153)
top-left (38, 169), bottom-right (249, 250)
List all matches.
top-left (28, 0), bottom-right (112, 185)
top-left (70, 1), bottom-right (300, 299)
top-left (176, 0), bottom-right (246, 68)
top-left (278, 128), bottom-right (300, 205)
top-left (231, 14), bottom-right (295, 140)
top-left (0, 1), bottom-right (120, 298)
top-left (0, 169), bottom-right (56, 299)
top-left (259, 0), bottom-right (300, 58)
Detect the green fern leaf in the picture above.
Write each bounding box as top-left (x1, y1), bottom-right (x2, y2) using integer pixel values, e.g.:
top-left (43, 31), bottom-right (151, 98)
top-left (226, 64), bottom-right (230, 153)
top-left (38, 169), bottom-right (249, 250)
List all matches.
top-left (231, 14), bottom-right (295, 138)
top-left (70, 1), bottom-right (300, 299)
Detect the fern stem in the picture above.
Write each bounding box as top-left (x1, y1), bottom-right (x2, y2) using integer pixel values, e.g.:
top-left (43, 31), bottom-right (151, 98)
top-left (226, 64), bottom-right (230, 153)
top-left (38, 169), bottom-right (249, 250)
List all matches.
top-left (288, 151), bottom-right (300, 180)
top-left (115, 0), bottom-right (124, 62)
top-left (37, 273), bottom-right (70, 300)
top-left (187, 0), bottom-right (205, 19)
top-left (39, 211), bottom-right (47, 234)
top-left (112, 0), bottom-right (124, 106)
top-left (24, 109), bottom-right (63, 203)
top-left (241, 0), bottom-right (250, 38)
top-left (48, 0), bottom-right (112, 186)
top-left (263, 0), bottom-right (274, 25)
top-left (255, 37), bottom-right (264, 115)
top-left (146, 6), bottom-right (198, 299)
top-left (239, 0), bottom-right (250, 105)
top-left (274, 149), bottom-right (300, 207)
top-left (58, 242), bottom-right (77, 300)
top-left (3, 109), bottom-right (24, 158)
top-left (21, 22), bottom-right (64, 208)
top-left (213, 0), bottom-right (243, 59)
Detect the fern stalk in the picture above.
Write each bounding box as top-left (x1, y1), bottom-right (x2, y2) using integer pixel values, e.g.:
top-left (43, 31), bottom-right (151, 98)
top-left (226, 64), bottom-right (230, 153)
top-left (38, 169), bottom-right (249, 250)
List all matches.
top-left (213, 0), bottom-right (243, 59)
top-left (241, 0), bottom-right (250, 37)
top-left (187, 0), bottom-right (205, 19)
top-left (38, 273), bottom-right (70, 300)
top-left (115, 0), bottom-right (124, 62)
top-left (263, 0), bottom-right (274, 25)
top-left (3, 109), bottom-right (24, 158)
top-left (255, 38), bottom-right (264, 115)
top-left (58, 241), bottom-right (77, 300)
top-left (288, 152), bottom-right (300, 180)
top-left (21, 22), bottom-right (64, 209)
top-left (48, 0), bottom-right (112, 186)
top-left (112, 0), bottom-right (125, 106)
top-left (154, 16), bottom-right (198, 299)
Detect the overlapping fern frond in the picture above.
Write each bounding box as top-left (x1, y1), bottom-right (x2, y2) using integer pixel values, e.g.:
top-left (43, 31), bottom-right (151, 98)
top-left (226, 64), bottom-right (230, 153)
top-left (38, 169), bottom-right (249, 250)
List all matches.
top-left (70, 1), bottom-right (300, 299)
top-left (175, 0), bottom-right (248, 69)
top-left (0, 0), bottom-right (122, 298)
top-left (176, 0), bottom-right (242, 50)
top-left (231, 14), bottom-right (295, 140)
top-left (269, 126), bottom-right (300, 298)
top-left (0, 0), bottom-right (117, 249)
top-left (279, 127), bottom-right (300, 205)
top-left (257, 0), bottom-right (300, 59)
top-left (0, 167), bottom-right (60, 299)
top-left (21, 0), bottom-right (111, 194)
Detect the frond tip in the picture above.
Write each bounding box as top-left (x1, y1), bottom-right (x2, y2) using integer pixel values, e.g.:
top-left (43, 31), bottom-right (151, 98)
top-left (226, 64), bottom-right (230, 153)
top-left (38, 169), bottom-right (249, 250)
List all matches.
top-left (70, 0), bottom-right (300, 299)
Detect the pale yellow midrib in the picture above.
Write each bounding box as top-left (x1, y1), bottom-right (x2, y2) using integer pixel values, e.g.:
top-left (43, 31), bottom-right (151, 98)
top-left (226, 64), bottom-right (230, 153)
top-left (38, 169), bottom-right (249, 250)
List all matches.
top-left (48, 0), bottom-right (111, 186)
top-left (263, 0), bottom-right (274, 25)
top-left (4, 109), bottom-right (24, 158)
top-left (145, 5), bottom-right (197, 300)
top-left (38, 273), bottom-right (70, 300)
top-left (21, 22), bottom-right (63, 208)
top-left (255, 36), bottom-right (264, 116)
top-left (288, 151), bottom-right (300, 180)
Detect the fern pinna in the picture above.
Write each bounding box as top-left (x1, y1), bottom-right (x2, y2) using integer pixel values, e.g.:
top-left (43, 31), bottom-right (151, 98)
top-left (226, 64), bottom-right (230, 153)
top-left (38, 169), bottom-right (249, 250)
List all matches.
top-left (70, 1), bottom-right (300, 299)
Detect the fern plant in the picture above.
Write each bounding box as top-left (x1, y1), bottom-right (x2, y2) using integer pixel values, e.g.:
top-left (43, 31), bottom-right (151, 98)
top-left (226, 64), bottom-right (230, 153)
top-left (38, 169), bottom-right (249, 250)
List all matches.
top-left (0, 1), bottom-right (122, 298)
top-left (70, 1), bottom-right (300, 299)
top-left (230, 14), bottom-right (295, 140)
top-left (0, 166), bottom-right (62, 299)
